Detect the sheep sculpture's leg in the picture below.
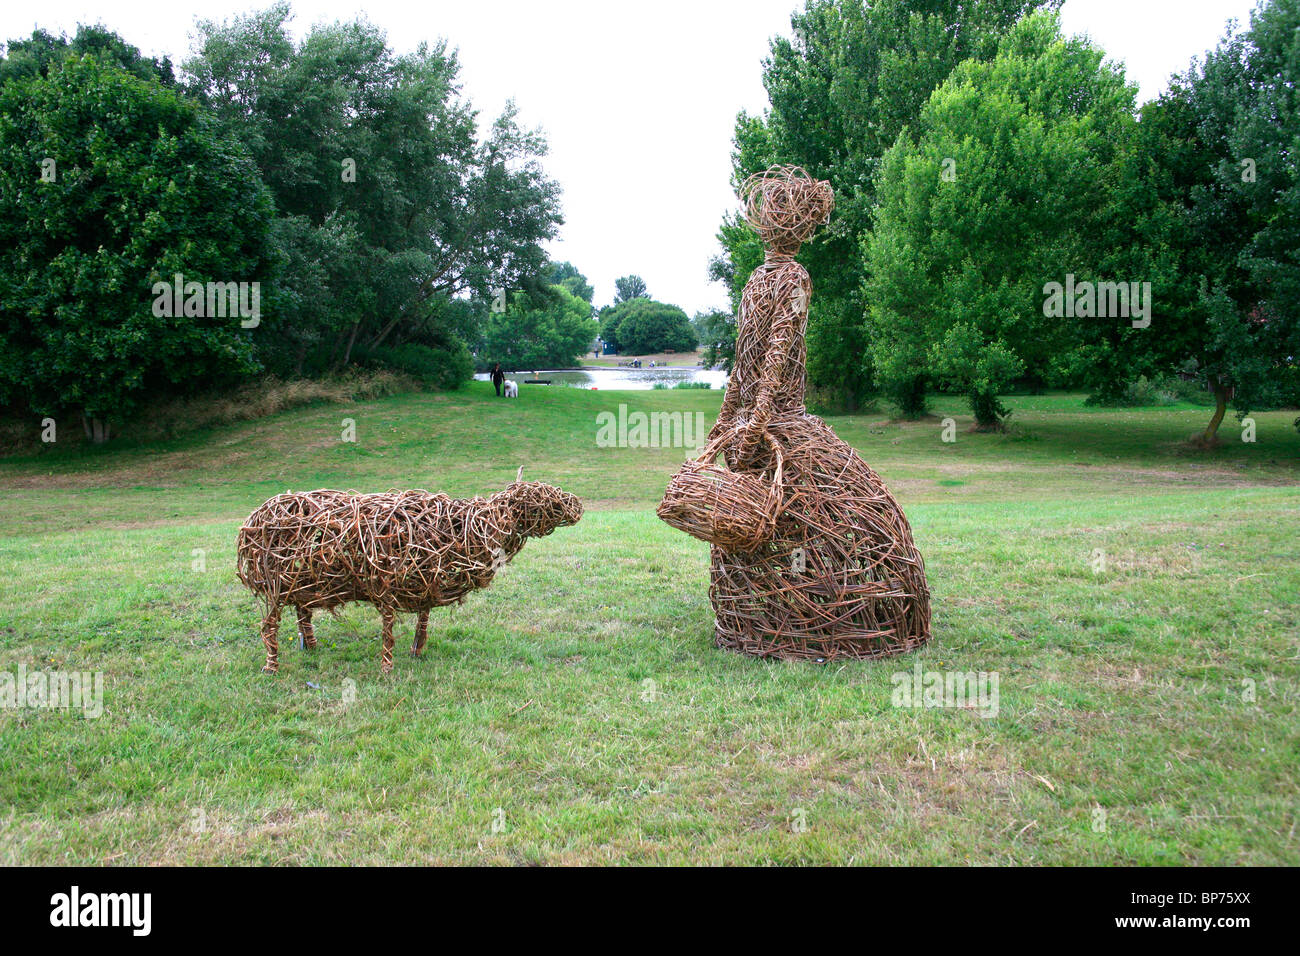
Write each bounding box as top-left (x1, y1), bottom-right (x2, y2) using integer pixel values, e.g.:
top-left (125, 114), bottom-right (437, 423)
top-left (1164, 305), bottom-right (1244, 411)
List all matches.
top-left (379, 606), bottom-right (396, 674)
top-left (296, 606), bottom-right (317, 650)
top-left (411, 609), bottom-right (430, 657)
top-left (261, 603), bottom-right (282, 674)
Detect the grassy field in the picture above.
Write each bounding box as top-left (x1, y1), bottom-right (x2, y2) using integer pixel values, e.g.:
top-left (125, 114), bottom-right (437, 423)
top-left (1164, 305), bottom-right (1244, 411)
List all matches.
top-left (0, 382), bottom-right (1297, 864)
top-left (582, 348), bottom-right (705, 368)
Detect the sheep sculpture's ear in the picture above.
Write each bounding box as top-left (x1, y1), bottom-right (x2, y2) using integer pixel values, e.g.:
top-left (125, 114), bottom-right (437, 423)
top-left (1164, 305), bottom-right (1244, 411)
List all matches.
top-left (516, 465), bottom-right (524, 483)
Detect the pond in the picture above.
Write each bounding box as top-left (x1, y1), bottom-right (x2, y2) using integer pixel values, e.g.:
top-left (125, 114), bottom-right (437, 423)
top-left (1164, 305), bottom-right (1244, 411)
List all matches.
top-left (474, 365), bottom-right (729, 390)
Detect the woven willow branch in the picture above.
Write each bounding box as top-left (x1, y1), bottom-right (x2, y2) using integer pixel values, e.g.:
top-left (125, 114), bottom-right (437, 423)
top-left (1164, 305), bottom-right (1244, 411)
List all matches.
top-left (659, 165), bottom-right (932, 660)
top-left (237, 475), bottom-right (582, 673)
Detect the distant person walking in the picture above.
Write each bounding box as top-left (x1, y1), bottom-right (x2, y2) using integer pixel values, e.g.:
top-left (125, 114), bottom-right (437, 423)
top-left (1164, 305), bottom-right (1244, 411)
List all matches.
top-left (490, 363), bottom-right (505, 397)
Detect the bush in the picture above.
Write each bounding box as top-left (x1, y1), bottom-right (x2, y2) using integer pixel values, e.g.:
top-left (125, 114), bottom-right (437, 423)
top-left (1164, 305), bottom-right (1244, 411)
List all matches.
top-left (353, 342), bottom-right (473, 390)
top-left (1088, 374), bottom-right (1206, 408)
top-left (0, 370), bottom-right (414, 452)
top-left (884, 376), bottom-right (928, 419)
top-left (604, 299), bottom-right (696, 355)
top-left (652, 381), bottom-right (713, 390)
top-left (1089, 366), bottom-right (1300, 411)
top-left (1153, 375), bottom-right (1214, 406)
top-left (0, 54), bottom-right (276, 438)
top-left (481, 285), bottom-right (598, 370)
top-left (1123, 376), bottom-right (1179, 407)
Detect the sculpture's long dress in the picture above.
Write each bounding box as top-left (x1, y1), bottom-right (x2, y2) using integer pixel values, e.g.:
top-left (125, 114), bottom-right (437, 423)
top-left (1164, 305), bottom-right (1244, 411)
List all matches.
top-left (709, 255), bottom-right (931, 659)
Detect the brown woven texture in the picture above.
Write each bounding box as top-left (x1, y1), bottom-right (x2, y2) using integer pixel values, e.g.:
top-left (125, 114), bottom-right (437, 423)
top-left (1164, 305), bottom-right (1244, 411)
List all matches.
top-left (658, 431), bottom-right (785, 552)
top-left (237, 471), bottom-right (582, 673)
top-left (658, 164), bottom-right (931, 660)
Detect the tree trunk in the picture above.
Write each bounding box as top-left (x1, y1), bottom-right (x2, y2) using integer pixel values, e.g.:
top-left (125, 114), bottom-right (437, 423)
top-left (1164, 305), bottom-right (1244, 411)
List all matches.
top-left (327, 328), bottom-right (347, 370)
top-left (82, 414), bottom-right (110, 444)
top-left (365, 311), bottom-right (404, 350)
top-left (338, 320), bottom-right (362, 371)
top-left (1201, 378), bottom-right (1229, 446)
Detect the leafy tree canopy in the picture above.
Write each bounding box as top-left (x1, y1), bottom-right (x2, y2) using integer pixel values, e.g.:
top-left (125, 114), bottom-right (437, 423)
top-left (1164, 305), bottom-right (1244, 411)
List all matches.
top-left (549, 261), bottom-right (595, 304)
top-left (602, 298), bottom-right (696, 355)
top-left (0, 24), bottom-right (175, 87)
top-left (0, 54), bottom-right (275, 437)
top-left (864, 11), bottom-right (1143, 425)
top-left (613, 274), bottom-right (648, 304)
top-left (714, 0), bottom-right (1058, 410)
top-left (183, 3), bottom-right (562, 372)
top-left (1135, 0), bottom-right (1300, 441)
top-left (692, 310), bottom-right (737, 372)
top-left (479, 285), bottom-right (597, 370)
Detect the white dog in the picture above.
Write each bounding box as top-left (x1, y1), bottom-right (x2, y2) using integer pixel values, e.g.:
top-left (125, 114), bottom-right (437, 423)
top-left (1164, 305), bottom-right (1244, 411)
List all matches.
top-left (503, 380), bottom-right (518, 398)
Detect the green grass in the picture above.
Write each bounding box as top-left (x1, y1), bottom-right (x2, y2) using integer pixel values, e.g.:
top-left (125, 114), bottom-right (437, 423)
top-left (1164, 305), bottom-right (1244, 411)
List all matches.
top-left (1, 382), bottom-right (1297, 864)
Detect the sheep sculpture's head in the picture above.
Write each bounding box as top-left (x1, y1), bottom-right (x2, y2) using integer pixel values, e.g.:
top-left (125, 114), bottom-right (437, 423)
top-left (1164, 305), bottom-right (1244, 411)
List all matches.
top-left (493, 468), bottom-right (584, 540)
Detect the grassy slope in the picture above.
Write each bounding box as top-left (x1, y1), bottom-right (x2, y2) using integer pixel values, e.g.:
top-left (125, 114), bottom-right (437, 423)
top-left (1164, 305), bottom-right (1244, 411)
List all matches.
top-left (581, 347), bottom-right (704, 367)
top-left (0, 382), bottom-right (1296, 864)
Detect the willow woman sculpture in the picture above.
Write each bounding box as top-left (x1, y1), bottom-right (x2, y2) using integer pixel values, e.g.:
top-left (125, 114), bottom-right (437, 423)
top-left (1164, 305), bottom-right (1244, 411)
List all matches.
top-left (660, 165), bottom-right (931, 659)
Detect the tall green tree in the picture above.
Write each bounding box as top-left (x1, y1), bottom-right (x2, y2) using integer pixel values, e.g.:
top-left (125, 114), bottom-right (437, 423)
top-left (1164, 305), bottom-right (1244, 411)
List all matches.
top-left (603, 299), bottom-right (696, 355)
top-left (0, 54), bottom-right (274, 439)
top-left (613, 275), bottom-right (648, 304)
top-left (714, 0), bottom-right (1057, 410)
top-left (549, 261), bottom-right (595, 304)
top-left (0, 24), bottom-right (175, 87)
top-left (480, 285), bottom-right (597, 370)
top-left (864, 12), bottom-right (1146, 426)
top-left (692, 310), bottom-right (736, 371)
top-left (1135, 0), bottom-right (1300, 443)
top-left (184, 3), bottom-right (562, 372)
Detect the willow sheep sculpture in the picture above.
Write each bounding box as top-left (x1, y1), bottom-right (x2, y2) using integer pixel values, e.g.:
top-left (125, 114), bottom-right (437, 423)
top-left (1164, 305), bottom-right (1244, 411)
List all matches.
top-left (236, 470), bottom-right (583, 673)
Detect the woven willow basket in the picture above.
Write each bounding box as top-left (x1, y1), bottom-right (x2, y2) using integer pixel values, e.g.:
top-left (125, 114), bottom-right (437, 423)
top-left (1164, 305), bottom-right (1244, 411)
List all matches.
top-left (657, 432), bottom-right (785, 553)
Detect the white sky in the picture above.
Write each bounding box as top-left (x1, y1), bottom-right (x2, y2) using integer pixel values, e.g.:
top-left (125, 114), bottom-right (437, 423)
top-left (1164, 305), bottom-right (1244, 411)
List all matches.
top-left (0, 0), bottom-right (1261, 314)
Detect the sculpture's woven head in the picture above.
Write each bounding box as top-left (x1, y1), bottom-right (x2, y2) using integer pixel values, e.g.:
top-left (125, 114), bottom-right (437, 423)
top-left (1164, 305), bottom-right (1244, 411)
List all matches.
top-left (494, 471), bottom-right (584, 539)
top-left (741, 165), bottom-right (835, 256)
